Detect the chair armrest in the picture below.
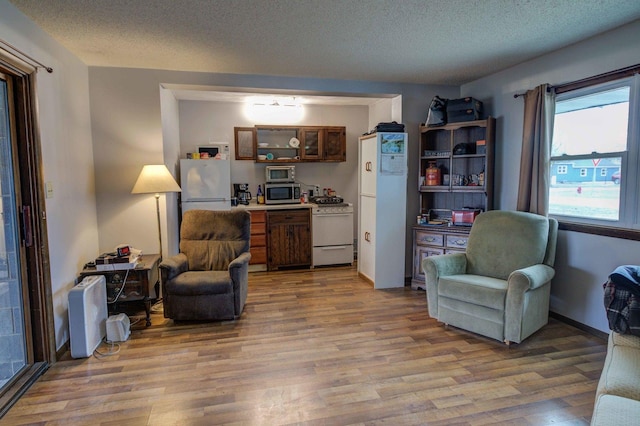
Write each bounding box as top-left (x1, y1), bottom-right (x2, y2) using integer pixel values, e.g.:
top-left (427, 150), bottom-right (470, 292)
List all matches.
top-left (508, 264), bottom-right (555, 292)
top-left (228, 251), bottom-right (251, 318)
top-left (505, 264), bottom-right (555, 343)
top-left (423, 253), bottom-right (467, 277)
top-left (422, 253), bottom-right (467, 319)
top-left (229, 252), bottom-right (251, 274)
top-left (159, 253), bottom-right (188, 282)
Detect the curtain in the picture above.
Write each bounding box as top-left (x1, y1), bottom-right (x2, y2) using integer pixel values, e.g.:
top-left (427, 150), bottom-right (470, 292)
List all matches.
top-left (516, 84), bottom-right (556, 215)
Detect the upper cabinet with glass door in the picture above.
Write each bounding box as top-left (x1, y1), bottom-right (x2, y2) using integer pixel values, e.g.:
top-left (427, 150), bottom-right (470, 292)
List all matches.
top-left (234, 125), bottom-right (346, 162)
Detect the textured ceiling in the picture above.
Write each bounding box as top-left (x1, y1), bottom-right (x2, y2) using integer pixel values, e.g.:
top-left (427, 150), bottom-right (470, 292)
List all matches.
top-left (9, 0), bottom-right (640, 86)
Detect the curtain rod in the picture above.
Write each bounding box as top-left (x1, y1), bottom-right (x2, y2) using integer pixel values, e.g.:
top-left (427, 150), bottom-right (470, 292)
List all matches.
top-left (514, 63), bottom-right (640, 99)
top-left (0, 38), bottom-right (53, 73)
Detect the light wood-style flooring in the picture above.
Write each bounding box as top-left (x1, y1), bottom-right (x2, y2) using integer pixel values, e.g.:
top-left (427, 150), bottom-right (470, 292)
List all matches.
top-left (3, 266), bottom-right (607, 425)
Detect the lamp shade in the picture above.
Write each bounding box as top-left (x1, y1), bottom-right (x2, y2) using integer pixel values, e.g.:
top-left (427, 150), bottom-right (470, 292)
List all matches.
top-left (131, 164), bottom-right (181, 194)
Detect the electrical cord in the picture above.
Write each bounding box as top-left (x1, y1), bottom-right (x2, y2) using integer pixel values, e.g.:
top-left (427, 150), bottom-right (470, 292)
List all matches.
top-left (150, 298), bottom-right (164, 314)
top-left (107, 268), bottom-right (130, 304)
top-left (93, 337), bottom-right (121, 358)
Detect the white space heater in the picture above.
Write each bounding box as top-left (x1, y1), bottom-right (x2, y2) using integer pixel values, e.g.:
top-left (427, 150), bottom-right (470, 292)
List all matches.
top-left (68, 275), bottom-right (108, 358)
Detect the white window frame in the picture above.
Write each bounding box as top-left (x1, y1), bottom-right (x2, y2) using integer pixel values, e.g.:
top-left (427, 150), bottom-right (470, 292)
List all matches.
top-left (550, 75), bottom-right (640, 231)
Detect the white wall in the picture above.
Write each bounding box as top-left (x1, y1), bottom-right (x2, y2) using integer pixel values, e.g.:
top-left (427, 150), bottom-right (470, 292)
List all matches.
top-left (462, 19), bottom-right (640, 332)
top-left (0, 1), bottom-right (99, 350)
top-left (160, 87), bottom-right (181, 257)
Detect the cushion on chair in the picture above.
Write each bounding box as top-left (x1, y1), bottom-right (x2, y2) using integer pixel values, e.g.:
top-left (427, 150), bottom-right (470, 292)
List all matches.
top-left (465, 210), bottom-right (550, 280)
top-left (179, 210), bottom-right (251, 271)
top-left (438, 274), bottom-right (508, 310)
top-left (165, 271), bottom-right (233, 296)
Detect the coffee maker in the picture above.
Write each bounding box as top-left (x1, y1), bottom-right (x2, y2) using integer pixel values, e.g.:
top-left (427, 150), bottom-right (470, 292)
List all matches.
top-left (233, 183), bottom-right (252, 205)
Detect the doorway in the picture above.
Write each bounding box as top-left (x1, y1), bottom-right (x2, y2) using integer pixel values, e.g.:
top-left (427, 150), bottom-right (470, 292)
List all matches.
top-left (0, 58), bottom-right (54, 416)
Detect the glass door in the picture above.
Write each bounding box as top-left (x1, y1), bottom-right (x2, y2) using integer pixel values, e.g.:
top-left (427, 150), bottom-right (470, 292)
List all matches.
top-left (0, 75), bottom-right (27, 390)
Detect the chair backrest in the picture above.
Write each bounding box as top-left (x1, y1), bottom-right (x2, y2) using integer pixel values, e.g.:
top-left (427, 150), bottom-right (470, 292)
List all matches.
top-left (465, 210), bottom-right (556, 280)
top-left (179, 209), bottom-right (250, 271)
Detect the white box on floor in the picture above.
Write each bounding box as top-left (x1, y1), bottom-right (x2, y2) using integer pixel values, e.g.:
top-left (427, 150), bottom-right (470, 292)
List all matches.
top-left (68, 275), bottom-right (107, 358)
top-left (106, 313), bottom-right (130, 342)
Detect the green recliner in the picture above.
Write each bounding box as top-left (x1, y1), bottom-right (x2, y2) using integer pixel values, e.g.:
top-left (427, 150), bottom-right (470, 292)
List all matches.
top-left (422, 210), bottom-right (558, 344)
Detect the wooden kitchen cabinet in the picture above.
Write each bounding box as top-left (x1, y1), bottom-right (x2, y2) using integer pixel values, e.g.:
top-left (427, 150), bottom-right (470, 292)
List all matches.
top-left (299, 126), bottom-right (345, 161)
top-left (249, 210), bottom-right (267, 265)
top-left (237, 125), bottom-right (346, 162)
top-left (234, 127), bottom-right (256, 160)
top-left (323, 127), bottom-right (346, 161)
top-left (299, 127), bottom-right (322, 161)
top-left (267, 209), bottom-right (311, 271)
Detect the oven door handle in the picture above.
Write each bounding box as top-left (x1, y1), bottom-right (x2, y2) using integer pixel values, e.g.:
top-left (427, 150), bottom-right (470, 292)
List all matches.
top-left (312, 213), bottom-right (353, 218)
top-left (317, 245), bottom-right (350, 250)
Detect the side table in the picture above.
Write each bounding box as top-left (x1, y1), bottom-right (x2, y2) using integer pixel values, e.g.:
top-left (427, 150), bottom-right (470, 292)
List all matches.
top-left (79, 253), bottom-right (160, 326)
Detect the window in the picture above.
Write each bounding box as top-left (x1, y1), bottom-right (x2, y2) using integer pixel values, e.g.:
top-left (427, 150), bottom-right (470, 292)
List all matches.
top-left (549, 75), bottom-right (639, 230)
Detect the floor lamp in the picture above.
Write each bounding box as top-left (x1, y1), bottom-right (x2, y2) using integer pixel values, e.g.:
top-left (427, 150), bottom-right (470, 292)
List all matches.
top-left (131, 165), bottom-right (181, 260)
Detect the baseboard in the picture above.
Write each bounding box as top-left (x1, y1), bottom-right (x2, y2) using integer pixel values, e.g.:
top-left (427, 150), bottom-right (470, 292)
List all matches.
top-left (56, 339), bottom-right (70, 361)
top-left (549, 311), bottom-right (608, 341)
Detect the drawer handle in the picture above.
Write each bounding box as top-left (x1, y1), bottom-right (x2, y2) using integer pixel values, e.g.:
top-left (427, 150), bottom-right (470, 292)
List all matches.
top-left (422, 237), bottom-right (436, 242)
top-left (452, 239), bottom-right (466, 246)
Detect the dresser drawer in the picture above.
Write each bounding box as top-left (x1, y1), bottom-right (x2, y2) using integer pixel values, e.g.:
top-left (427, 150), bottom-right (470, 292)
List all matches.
top-left (415, 230), bottom-right (444, 247)
top-left (413, 246), bottom-right (445, 280)
top-left (446, 234), bottom-right (469, 250)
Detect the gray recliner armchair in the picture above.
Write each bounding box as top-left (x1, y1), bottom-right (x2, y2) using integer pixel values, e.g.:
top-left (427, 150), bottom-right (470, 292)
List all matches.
top-left (160, 209), bottom-right (251, 321)
top-left (422, 210), bottom-right (558, 344)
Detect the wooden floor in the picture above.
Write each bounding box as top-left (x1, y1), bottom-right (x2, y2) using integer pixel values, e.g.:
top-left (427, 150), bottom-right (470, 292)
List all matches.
top-left (3, 266), bottom-right (607, 425)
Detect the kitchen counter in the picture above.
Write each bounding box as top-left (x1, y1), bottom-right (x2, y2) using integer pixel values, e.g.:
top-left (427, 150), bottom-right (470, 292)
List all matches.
top-left (233, 201), bottom-right (315, 211)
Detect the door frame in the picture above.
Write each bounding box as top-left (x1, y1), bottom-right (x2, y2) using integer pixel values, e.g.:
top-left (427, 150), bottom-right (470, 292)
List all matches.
top-left (0, 52), bottom-right (54, 416)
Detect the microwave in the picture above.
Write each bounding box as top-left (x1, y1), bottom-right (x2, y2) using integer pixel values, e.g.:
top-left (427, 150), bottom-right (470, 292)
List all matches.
top-left (197, 143), bottom-right (229, 159)
top-left (265, 183), bottom-right (301, 204)
top-left (266, 165), bottom-right (295, 183)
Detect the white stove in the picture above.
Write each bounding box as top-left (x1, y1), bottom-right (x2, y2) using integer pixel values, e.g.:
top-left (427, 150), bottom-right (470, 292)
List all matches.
top-left (311, 204), bottom-right (354, 214)
top-left (310, 197), bottom-right (354, 267)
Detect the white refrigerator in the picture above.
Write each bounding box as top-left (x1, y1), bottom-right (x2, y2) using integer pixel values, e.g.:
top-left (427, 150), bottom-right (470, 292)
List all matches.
top-left (180, 159), bottom-right (231, 213)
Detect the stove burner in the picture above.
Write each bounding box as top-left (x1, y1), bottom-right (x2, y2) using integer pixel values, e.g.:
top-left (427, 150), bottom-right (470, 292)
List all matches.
top-left (310, 195), bottom-right (344, 205)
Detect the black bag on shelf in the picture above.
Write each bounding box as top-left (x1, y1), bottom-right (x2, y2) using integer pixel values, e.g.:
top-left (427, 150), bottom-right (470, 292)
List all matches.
top-left (446, 97), bottom-right (483, 122)
top-left (603, 265), bottom-right (640, 336)
top-left (426, 96), bottom-right (447, 127)
top-left (375, 121), bottom-right (405, 133)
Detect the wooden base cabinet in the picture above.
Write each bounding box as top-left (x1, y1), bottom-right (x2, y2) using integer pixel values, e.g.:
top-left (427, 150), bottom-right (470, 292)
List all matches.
top-left (249, 210), bottom-right (267, 265)
top-left (411, 226), bottom-right (470, 290)
top-left (267, 209), bottom-right (311, 271)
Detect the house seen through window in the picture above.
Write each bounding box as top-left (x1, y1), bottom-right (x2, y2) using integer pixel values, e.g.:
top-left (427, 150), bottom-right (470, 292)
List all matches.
top-left (549, 75), bottom-right (639, 230)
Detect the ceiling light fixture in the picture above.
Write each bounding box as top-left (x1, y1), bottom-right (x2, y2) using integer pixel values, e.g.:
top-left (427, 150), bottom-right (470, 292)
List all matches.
top-left (244, 96), bottom-right (305, 123)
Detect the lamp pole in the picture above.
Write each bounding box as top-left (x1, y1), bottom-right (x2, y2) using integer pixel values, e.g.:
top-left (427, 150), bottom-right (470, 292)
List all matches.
top-left (154, 193), bottom-right (163, 260)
